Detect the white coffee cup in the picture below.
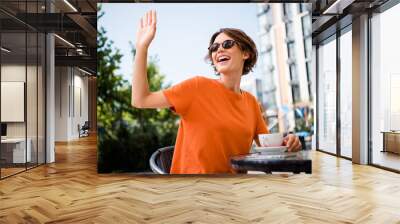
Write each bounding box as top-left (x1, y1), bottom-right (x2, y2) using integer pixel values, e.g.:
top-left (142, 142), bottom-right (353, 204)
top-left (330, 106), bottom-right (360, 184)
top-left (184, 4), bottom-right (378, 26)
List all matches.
top-left (258, 133), bottom-right (284, 147)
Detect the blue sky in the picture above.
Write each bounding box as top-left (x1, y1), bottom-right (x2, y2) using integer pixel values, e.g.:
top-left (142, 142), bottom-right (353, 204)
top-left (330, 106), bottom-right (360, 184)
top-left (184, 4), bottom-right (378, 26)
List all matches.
top-left (99, 3), bottom-right (261, 85)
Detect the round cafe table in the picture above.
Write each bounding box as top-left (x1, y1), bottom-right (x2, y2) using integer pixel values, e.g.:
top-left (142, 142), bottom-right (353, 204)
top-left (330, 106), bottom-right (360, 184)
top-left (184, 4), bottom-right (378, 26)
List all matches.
top-left (230, 150), bottom-right (312, 174)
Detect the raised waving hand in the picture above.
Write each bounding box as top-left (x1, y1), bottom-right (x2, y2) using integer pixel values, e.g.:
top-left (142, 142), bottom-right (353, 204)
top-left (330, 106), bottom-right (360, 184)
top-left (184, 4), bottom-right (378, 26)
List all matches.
top-left (135, 10), bottom-right (157, 50)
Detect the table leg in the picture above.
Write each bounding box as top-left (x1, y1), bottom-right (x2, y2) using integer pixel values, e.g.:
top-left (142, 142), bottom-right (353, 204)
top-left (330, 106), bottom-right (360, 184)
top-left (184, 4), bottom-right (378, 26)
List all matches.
top-left (382, 132), bottom-right (386, 152)
top-left (305, 163), bottom-right (312, 174)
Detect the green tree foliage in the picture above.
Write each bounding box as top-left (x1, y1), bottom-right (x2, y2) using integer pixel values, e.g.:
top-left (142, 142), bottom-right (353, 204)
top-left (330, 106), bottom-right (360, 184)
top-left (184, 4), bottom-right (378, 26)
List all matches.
top-left (97, 6), bottom-right (178, 173)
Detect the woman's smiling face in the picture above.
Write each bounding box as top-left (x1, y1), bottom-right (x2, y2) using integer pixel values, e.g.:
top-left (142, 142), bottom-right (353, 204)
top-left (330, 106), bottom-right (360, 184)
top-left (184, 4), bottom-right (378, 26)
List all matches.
top-left (211, 32), bottom-right (249, 75)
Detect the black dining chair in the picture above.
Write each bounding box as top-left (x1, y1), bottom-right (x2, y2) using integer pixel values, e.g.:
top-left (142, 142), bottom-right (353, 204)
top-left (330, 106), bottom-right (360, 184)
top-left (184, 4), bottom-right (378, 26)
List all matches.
top-left (78, 121), bottom-right (90, 138)
top-left (149, 146), bottom-right (174, 174)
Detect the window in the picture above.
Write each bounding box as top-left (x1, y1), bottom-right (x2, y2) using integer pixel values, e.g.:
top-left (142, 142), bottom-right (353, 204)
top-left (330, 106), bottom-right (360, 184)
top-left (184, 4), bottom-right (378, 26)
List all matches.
top-left (259, 10), bottom-right (273, 34)
top-left (302, 15), bottom-right (311, 37)
top-left (291, 84), bottom-right (301, 104)
top-left (371, 4), bottom-right (400, 171)
top-left (317, 36), bottom-right (337, 154)
top-left (299, 3), bottom-right (311, 13)
top-left (282, 4), bottom-right (292, 18)
top-left (285, 21), bottom-right (295, 40)
top-left (302, 15), bottom-right (312, 60)
top-left (289, 63), bottom-right (298, 82)
top-left (287, 41), bottom-right (296, 59)
top-left (340, 29), bottom-right (352, 158)
top-left (304, 38), bottom-right (312, 59)
top-left (306, 62), bottom-right (313, 101)
top-left (259, 4), bottom-right (270, 14)
top-left (264, 90), bottom-right (277, 110)
top-left (302, 14), bottom-right (312, 61)
top-left (289, 63), bottom-right (300, 104)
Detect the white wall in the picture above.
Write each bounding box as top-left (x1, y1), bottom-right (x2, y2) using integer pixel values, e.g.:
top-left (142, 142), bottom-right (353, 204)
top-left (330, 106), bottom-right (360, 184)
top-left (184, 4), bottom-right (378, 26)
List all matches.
top-left (54, 67), bottom-right (89, 141)
top-left (74, 72), bottom-right (89, 134)
top-left (55, 66), bottom-right (69, 141)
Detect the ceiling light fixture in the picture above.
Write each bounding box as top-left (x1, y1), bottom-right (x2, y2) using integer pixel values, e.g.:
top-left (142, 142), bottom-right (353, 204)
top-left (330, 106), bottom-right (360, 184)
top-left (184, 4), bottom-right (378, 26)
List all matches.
top-left (63, 0), bottom-right (78, 12)
top-left (54, 34), bottom-right (75, 48)
top-left (78, 67), bottom-right (93, 76)
top-left (1, 47), bottom-right (11, 53)
top-left (76, 48), bottom-right (84, 55)
top-left (322, 0), bottom-right (354, 15)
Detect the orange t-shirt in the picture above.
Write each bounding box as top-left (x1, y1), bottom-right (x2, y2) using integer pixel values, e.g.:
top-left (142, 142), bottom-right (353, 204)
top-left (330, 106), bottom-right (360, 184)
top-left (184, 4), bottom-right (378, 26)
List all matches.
top-left (163, 76), bottom-right (268, 174)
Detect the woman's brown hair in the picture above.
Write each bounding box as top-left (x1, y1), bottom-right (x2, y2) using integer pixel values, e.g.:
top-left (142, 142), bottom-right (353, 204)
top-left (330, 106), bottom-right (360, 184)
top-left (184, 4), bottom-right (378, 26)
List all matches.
top-left (205, 28), bottom-right (258, 76)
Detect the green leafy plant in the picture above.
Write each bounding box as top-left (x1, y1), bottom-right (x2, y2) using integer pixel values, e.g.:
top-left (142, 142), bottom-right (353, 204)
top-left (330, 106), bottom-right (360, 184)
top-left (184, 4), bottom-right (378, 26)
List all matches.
top-left (294, 112), bottom-right (314, 133)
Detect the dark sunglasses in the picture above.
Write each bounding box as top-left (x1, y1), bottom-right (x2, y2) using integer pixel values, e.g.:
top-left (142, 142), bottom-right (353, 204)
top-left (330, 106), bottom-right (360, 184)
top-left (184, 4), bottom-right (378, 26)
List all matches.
top-left (208, 40), bottom-right (236, 52)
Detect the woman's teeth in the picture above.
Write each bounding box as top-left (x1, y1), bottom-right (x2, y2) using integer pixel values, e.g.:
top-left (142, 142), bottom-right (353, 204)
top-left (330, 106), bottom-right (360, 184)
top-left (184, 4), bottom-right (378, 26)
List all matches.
top-left (217, 55), bottom-right (230, 62)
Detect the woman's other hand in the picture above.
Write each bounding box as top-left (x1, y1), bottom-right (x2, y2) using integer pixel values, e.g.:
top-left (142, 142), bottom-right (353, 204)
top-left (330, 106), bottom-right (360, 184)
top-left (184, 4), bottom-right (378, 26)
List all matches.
top-left (283, 134), bottom-right (302, 152)
top-left (135, 10), bottom-right (157, 50)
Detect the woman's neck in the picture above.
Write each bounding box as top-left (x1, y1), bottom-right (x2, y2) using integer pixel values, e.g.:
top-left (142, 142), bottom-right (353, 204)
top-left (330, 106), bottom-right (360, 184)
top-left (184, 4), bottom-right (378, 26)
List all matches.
top-left (218, 72), bottom-right (242, 93)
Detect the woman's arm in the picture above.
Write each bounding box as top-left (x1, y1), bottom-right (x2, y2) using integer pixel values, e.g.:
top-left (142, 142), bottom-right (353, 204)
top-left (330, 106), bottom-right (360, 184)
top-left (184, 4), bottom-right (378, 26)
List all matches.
top-left (132, 10), bottom-right (171, 109)
top-left (254, 137), bottom-right (261, 147)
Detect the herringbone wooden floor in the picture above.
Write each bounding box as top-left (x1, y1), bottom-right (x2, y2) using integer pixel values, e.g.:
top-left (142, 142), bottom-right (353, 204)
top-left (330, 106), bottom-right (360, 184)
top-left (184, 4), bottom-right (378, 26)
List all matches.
top-left (1, 135), bottom-right (400, 223)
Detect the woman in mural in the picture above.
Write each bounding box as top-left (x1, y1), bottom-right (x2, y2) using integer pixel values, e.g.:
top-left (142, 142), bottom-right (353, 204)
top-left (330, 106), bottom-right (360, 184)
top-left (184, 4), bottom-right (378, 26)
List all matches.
top-left (131, 10), bottom-right (302, 174)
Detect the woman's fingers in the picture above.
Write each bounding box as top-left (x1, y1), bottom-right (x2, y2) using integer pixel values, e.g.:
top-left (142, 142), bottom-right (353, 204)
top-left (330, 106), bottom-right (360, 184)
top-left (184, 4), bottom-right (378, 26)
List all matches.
top-left (294, 139), bottom-right (302, 151)
top-left (286, 134), bottom-right (302, 152)
top-left (291, 141), bottom-right (299, 152)
top-left (143, 11), bottom-right (147, 26)
top-left (139, 17), bottom-right (143, 29)
top-left (288, 143), bottom-right (295, 152)
top-left (147, 11), bottom-right (151, 26)
top-left (149, 10), bottom-right (156, 28)
top-left (283, 134), bottom-right (302, 152)
top-left (153, 10), bottom-right (157, 26)
top-left (286, 135), bottom-right (294, 149)
top-left (297, 141), bottom-right (302, 150)
top-left (141, 10), bottom-right (156, 28)
top-left (136, 10), bottom-right (157, 49)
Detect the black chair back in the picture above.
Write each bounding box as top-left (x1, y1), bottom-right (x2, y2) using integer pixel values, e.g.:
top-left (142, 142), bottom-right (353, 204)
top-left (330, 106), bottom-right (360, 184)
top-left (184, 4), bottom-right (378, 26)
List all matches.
top-left (149, 146), bottom-right (174, 174)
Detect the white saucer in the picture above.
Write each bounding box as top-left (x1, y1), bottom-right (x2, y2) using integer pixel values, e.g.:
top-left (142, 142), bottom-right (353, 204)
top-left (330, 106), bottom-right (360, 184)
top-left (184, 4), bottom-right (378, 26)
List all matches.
top-left (253, 146), bottom-right (287, 153)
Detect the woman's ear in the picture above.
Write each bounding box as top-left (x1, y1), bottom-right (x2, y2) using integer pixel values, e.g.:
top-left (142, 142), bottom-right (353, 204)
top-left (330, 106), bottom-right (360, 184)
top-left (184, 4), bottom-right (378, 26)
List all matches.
top-left (242, 51), bottom-right (250, 60)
